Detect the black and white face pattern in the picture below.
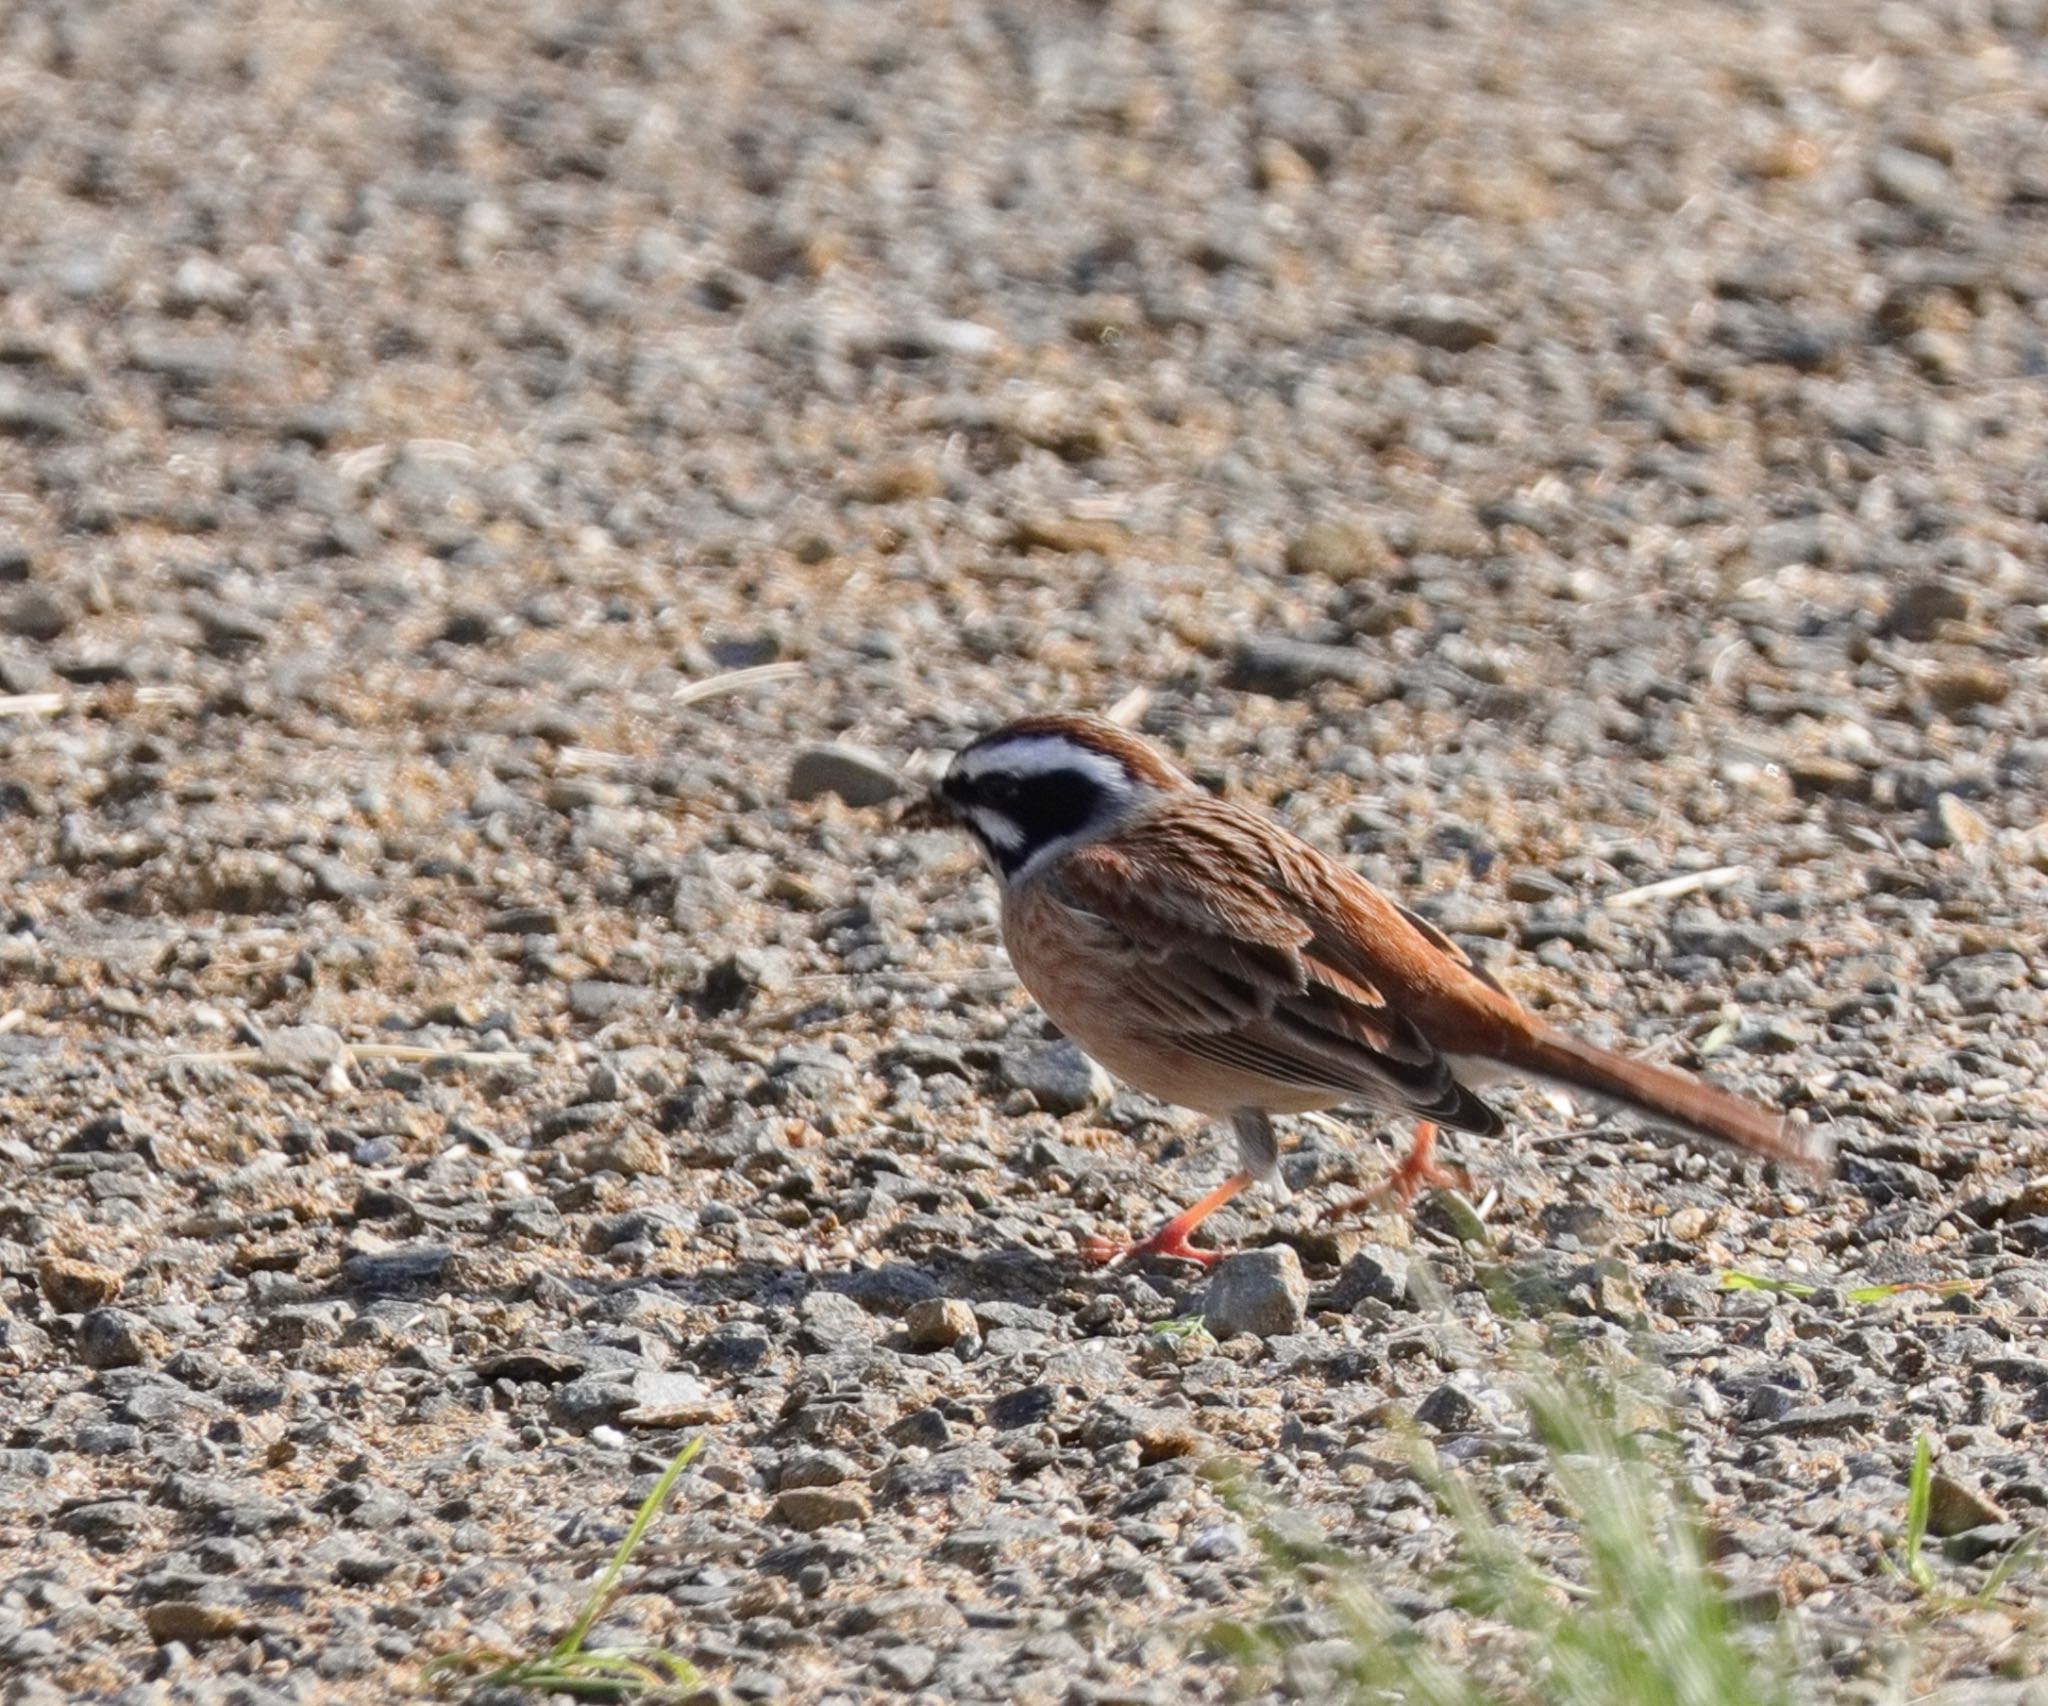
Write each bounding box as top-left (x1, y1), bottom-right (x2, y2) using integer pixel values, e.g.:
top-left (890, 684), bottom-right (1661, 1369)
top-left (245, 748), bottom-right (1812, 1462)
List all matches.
top-left (934, 733), bottom-right (1138, 882)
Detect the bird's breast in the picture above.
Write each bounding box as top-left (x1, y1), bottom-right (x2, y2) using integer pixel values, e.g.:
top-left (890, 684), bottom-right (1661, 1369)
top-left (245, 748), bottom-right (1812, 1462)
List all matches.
top-left (996, 880), bottom-right (1342, 1117)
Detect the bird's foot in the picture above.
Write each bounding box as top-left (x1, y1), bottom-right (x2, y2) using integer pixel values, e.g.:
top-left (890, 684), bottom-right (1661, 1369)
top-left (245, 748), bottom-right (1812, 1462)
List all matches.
top-left (1080, 1170), bottom-right (1255, 1268)
top-left (1319, 1122), bottom-right (1473, 1224)
top-left (1080, 1223), bottom-right (1224, 1269)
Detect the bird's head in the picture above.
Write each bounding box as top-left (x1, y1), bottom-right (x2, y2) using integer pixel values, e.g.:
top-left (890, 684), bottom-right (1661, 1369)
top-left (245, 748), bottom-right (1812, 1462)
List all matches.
top-left (904, 712), bottom-right (1189, 881)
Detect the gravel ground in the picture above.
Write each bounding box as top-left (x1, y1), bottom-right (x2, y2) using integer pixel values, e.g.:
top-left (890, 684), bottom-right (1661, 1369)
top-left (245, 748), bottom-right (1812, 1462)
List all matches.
top-left (4, 0), bottom-right (2048, 1701)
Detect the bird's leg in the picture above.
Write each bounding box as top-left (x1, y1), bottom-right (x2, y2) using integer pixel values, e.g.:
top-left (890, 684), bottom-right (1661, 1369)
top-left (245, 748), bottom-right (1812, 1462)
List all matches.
top-left (1081, 1171), bottom-right (1255, 1269)
top-left (1320, 1121), bottom-right (1473, 1224)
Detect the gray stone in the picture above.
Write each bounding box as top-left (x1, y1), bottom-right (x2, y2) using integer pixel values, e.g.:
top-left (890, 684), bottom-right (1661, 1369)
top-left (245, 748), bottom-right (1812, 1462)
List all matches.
top-left (1943, 1524), bottom-right (2029, 1564)
top-left (615, 1377), bottom-right (725, 1431)
top-left (567, 980), bottom-right (658, 1022)
top-left (1872, 145), bottom-right (1955, 211)
top-left (56, 1499), bottom-right (152, 1545)
top-left (936, 1515), bottom-right (1055, 1564)
top-left (987, 1383), bottom-right (1058, 1430)
top-left (996, 1040), bottom-right (1110, 1114)
top-left (1228, 636), bottom-right (1395, 699)
top-left (1321, 1245), bottom-right (1410, 1310)
top-left (1202, 1247), bottom-right (1308, 1340)
top-left (1667, 914), bottom-right (1774, 963)
top-left (1414, 1381), bottom-right (1482, 1432)
top-left (885, 1408), bottom-right (951, 1449)
top-left (694, 949), bottom-right (792, 1015)
top-left (342, 1244), bottom-right (452, 1294)
top-left (1754, 1400), bottom-right (1879, 1438)
top-left (3, 586), bottom-right (75, 642)
top-left (77, 1307), bottom-right (164, 1369)
top-left (474, 1348), bottom-right (587, 1385)
top-left (1039, 1340), bottom-right (1136, 1390)
top-left (788, 743), bottom-right (902, 807)
top-left (129, 333), bottom-right (238, 384)
top-left (1383, 293), bottom-right (1500, 351)
top-left (800, 1290), bottom-right (880, 1350)
top-left (693, 1323), bottom-right (774, 1374)
top-left (0, 383), bottom-right (78, 439)
top-left (871, 1643), bottom-right (938, 1690)
top-left (778, 1450), bottom-right (859, 1490)
top-left (1183, 1520), bottom-right (1251, 1560)
top-left (549, 1369), bottom-right (727, 1429)
top-left (256, 1024), bottom-right (347, 1079)
top-left (1750, 515), bottom-right (1844, 570)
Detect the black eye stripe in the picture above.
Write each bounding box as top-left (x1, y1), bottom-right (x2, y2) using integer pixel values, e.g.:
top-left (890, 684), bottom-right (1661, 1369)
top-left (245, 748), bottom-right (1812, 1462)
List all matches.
top-left (1011, 769), bottom-right (1098, 827)
top-left (948, 766), bottom-right (1109, 872)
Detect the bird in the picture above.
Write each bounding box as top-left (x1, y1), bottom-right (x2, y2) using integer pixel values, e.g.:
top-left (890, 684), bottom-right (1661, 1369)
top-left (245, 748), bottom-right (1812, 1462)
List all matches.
top-left (903, 711), bottom-right (1830, 1266)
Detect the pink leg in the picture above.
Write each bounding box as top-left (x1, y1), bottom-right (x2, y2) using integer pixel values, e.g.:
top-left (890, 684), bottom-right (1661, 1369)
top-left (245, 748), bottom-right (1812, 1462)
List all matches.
top-left (1081, 1171), bottom-right (1256, 1269)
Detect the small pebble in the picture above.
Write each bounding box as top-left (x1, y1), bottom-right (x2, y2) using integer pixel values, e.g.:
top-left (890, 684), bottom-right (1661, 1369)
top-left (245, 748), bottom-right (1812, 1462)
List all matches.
top-left (1227, 637), bottom-right (1395, 700)
top-left (772, 1488), bottom-right (872, 1532)
top-left (903, 1297), bottom-right (978, 1352)
top-left (788, 744), bottom-right (902, 808)
top-left (39, 1256), bottom-right (122, 1314)
top-left (76, 1308), bottom-right (165, 1370)
top-left (1202, 1247), bottom-right (1308, 1341)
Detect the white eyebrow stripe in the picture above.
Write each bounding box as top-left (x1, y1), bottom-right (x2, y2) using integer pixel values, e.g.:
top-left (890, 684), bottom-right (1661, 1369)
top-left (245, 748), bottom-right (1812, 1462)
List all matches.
top-left (950, 736), bottom-right (1129, 791)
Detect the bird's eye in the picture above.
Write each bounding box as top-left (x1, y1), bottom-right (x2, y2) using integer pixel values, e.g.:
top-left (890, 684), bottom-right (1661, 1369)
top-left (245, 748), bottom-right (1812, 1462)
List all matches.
top-left (981, 773), bottom-right (1020, 805)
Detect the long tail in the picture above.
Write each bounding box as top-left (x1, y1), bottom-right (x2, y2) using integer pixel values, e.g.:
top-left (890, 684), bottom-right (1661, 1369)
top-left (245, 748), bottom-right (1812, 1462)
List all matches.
top-left (1500, 1025), bottom-right (1832, 1176)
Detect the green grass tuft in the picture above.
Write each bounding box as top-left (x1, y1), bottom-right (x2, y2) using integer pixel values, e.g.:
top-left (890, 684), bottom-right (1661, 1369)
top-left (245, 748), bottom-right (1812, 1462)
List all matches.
top-left (1881, 1431), bottom-right (2038, 1611)
top-left (426, 1436), bottom-right (704, 1701)
top-left (1210, 1347), bottom-right (1813, 1706)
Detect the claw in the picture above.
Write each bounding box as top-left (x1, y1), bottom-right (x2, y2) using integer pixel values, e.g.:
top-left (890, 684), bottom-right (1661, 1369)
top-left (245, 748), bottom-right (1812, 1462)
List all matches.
top-left (1081, 1225), bottom-right (1223, 1269)
top-left (1319, 1122), bottom-right (1474, 1225)
top-left (1080, 1170), bottom-right (1254, 1269)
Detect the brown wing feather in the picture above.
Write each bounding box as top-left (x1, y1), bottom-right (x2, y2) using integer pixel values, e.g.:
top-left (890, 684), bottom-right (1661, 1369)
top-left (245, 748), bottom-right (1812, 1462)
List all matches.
top-left (1051, 811), bottom-right (1507, 1133)
top-left (1392, 901), bottom-right (1511, 998)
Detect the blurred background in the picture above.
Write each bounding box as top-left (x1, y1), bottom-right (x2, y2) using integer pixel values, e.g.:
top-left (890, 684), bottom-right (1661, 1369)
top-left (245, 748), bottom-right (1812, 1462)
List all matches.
top-left (4, 1), bottom-right (2047, 1700)
top-left (5, 0), bottom-right (2044, 1055)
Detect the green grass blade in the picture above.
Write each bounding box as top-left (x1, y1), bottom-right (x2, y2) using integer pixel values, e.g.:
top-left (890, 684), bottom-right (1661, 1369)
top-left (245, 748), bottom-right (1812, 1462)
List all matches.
top-left (1974, 1534), bottom-right (2037, 1607)
top-left (427, 1435), bottom-right (706, 1699)
top-left (554, 1436), bottom-right (704, 1662)
top-left (1725, 1270), bottom-right (1977, 1308)
top-left (1718, 1271), bottom-right (1815, 1298)
top-left (1902, 1434), bottom-right (1935, 1593)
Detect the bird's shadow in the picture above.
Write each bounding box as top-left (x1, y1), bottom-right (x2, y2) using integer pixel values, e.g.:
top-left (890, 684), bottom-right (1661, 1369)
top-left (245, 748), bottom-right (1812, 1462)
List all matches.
top-left (570, 1243), bottom-right (1099, 1320)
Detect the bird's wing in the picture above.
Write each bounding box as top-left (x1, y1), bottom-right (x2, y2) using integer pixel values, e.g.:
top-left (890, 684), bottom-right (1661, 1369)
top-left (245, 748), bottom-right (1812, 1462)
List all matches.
top-left (1052, 814), bottom-right (1504, 1134)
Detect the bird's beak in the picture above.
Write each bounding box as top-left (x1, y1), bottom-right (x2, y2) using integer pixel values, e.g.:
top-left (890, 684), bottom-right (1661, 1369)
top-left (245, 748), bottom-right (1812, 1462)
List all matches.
top-left (898, 790), bottom-right (955, 833)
